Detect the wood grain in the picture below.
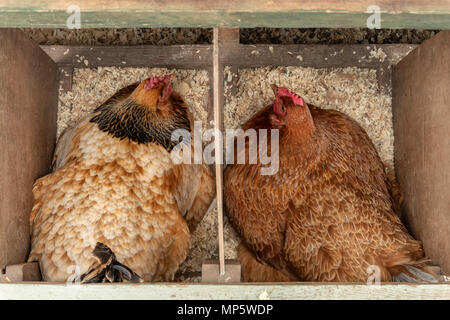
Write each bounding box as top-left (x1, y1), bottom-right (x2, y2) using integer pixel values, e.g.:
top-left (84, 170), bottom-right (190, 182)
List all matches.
top-left (393, 30), bottom-right (450, 274)
top-left (0, 282), bottom-right (449, 300)
top-left (221, 44), bottom-right (417, 68)
top-left (0, 29), bottom-right (58, 270)
top-left (0, 1), bottom-right (449, 28)
top-left (41, 45), bottom-right (212, 69)
top-left (213, 28), bottom-right (225, 275)
top-left (41, 44), bottom-right (416, 70)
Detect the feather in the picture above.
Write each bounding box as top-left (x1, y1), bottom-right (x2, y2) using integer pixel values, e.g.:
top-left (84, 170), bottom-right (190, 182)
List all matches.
top-left (81, 242), bottom-right (143, 283)
top-left (28, 75), bottom-right (215, 282)
top-left (225, 86), bottom-right (434, 282)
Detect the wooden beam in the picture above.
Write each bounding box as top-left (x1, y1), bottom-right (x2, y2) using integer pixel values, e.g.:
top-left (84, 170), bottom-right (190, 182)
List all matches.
top-left (41, 45), bottom-right (212, 69)
top-left (221, 44), bottom-right (417, 68)
top-left (0, 282), bottom-right (449, 300)
top-left (41, 44), bottom-right (416, 70)
top-left (0, 1), bottom-right (449, 28)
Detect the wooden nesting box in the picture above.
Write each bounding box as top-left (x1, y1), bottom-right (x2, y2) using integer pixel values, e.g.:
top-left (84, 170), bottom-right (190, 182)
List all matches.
top-left (1, 0), bottom-right (450, 299)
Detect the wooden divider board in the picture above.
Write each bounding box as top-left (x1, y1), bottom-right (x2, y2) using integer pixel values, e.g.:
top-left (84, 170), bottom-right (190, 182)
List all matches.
top-left (393, 30), bottom-right (450, 274)
top-left (212, 28), bottom-right (226, 275)
top-left (0, 29), bottom-right (58, 270)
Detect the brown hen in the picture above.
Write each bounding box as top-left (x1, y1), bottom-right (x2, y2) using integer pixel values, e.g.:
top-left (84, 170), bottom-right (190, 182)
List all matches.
top-left (224, 85), bottom-right (437, 283)
top-left (28, 74), bottom-right (215, 282)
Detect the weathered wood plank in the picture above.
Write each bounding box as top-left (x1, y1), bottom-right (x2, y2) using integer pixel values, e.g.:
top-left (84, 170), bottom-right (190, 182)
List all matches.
top-left (0, 1), bottom-right (449, 28)
top-left (0, 282), bottom-right (449, 300)
top-left (213, 28), bottom-right (226, 275)
top-left (41, 44), bottom-right (416, 71)
top-left (41, 45), bottom-right (213, 69)
top-left (393, 30), bottom-right (450, 275)
top-left (0, 28), bottom-right (58, 270)
top-left (221, 44), bottom-right (417, 68)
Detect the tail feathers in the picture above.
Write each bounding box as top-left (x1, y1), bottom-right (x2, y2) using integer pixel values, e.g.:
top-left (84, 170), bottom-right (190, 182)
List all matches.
top-left (392, 265), bottom-right (439, 283)
top-left (81, 242), bottom-right (143, 283)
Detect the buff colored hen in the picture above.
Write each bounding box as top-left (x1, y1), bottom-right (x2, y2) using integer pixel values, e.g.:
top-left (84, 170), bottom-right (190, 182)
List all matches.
top-left (28, 74), bottom-right (215, 282)
top-left (224, 85), bottom-right (437, 283)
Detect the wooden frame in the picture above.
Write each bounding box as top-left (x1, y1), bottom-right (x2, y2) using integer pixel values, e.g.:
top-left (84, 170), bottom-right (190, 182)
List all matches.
top-left (0, 1), bottom-right (449, 29)
top-left (1, 282), bottom-right (450, 300)
top-left (0, 28), bottom-right (449, 299)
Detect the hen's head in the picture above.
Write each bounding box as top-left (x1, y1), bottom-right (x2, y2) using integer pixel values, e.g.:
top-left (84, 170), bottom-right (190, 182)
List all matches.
top-left (269, 84), bottom-right (313, 131)
top-left (91, 73), bottom-right (191, 150)
top-left (131, 74), bottom-right (176, 114)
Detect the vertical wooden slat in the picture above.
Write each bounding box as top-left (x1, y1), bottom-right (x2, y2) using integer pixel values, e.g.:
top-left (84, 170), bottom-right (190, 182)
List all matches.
top-left (0, 29), bottom-right (58, 270)
top-left (393, 30), bottom-right (450, 274)
top-left (212, 28), bottom-right (240, 277)
top-left (212, 27), bottom-right (225, 275)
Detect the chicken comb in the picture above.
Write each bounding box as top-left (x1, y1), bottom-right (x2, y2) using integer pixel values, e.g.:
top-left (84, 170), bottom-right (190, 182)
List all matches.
top-left (144, 74), bottom-right (173, 91)
top-left (276, 87), bottom-right (304, 106)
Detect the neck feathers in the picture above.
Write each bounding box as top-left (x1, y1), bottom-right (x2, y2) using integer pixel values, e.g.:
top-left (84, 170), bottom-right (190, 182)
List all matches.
top-left (90, 93), bottom-right (191, 152)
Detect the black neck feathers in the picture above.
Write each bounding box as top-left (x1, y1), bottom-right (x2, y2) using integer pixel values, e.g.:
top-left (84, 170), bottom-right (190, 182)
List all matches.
top-left (90, 96), bottom-right (191, 152)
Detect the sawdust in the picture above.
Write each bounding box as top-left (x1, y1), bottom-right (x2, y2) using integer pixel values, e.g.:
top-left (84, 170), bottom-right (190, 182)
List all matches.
top-left (22, 28), bottom-right (212, 46)
top-left (22, 28), bottom-right (436, 47)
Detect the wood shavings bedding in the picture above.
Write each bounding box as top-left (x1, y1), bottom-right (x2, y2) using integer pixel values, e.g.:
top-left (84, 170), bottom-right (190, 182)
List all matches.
top-left (22, 28), bottom-right (212, 46)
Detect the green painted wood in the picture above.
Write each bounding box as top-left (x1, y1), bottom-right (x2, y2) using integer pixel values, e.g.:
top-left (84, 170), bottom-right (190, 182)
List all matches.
top-left (0, 282), bottom-right (449, 300)
top-left (0, 7), bottom-right (449, 28)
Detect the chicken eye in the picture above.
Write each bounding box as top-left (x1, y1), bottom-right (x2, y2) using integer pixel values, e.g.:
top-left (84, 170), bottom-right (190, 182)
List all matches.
top-left (281, 105), bottom-right (286, 113)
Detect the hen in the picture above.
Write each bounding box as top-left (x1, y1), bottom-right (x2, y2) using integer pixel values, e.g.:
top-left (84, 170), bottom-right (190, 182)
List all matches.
top-left (28, 74), bottom-right (215, 282)
top-left (224, 85), bottom-right (437, 282)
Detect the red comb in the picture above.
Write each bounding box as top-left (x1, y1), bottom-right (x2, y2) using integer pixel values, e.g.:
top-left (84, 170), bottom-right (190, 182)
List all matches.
top-left (276, 87), bottom-right (304, 106)
top-left (144, 74), bottom-right (172, 90)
